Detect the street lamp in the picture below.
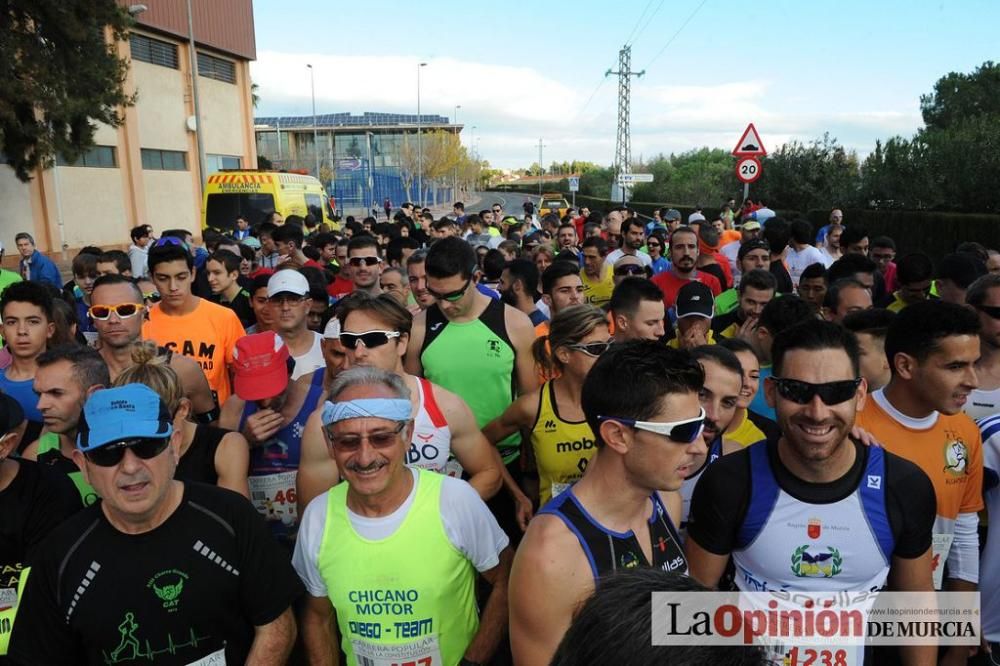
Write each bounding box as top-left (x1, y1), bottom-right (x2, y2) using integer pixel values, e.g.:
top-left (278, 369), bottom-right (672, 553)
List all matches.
top-left (306, 63), bottom-right (319, 180)
top-left (185, 0), bottom-right (207, 191)
top-left (471, 126), bottom-right (477, 156)
top-left (416, 62), bottom-right (427, 208)
top-left (452, 105), bottom-right (461, 201)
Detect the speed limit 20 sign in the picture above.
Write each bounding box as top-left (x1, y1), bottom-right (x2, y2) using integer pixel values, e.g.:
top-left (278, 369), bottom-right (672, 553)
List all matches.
top-left (735, 156), bottom-right (762, 184)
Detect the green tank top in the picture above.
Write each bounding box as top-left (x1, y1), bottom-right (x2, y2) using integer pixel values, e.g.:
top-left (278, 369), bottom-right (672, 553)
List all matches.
top-left (0, 566), bottom-right (29, 656)
top-left (36, 433), bottom-right (99, 506)
top-left (421, 298), bottom-right (521, 463)
top-left (715, 287), bottom-right (738, 315)
top-left (317, 469), bottom-right (478, 665)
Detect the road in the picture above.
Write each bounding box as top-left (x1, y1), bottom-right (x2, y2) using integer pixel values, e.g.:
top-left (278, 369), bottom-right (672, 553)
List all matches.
top-left (482, 191), bottom-right (541, 217)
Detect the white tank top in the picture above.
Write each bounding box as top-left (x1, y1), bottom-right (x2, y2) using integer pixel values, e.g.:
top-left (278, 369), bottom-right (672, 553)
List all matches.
top-left (965, 386), bottom-right (1000, 421)
top-left (405, 377), bottom-right (454, 474)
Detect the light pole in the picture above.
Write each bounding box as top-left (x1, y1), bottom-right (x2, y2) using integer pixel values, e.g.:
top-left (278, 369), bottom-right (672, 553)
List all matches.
top-left (416, 62), bottom-right (427, 208)
top-left (471, 126), bottom-right (477, 156)
top-left (538, 138), bottom-right (546, 197)
top-left (306, 64), bottom-right (319, 180)
top-left (186, 0), bottom-right (207, 192)
top-left (453, 105), bottom-right (461, 200)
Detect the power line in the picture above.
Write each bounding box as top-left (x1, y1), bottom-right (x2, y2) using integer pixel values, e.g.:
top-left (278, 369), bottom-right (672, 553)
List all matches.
top-left (627, 0), bottom-right (668, 47)
top-left (623, 0), bottom-right (658, 46)
top-left (642, 0), bottom-right (710, 70)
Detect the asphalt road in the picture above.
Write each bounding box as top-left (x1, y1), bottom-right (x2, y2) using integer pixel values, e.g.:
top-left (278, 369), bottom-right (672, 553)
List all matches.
top-left (482, 191), bottom-right (540, 218)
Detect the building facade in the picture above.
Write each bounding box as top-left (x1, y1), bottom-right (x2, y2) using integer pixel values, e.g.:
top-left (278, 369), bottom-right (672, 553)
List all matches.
top-left (0, 0), bottom-right (257, 256)
top-left (253, 113), bottom-right (462, 214)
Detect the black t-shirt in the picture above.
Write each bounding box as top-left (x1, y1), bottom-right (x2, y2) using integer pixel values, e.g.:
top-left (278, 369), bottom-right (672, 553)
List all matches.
top-left (211, 289), bottom-right (255, 329)
top-left (687, 437), bottom-right (935, 559)
top-left (711, 308), bottom-right (741, 336)
top-left (769, 260), bottom-right (794, 294)
top-left (9, 482), bottom-right (303, 665)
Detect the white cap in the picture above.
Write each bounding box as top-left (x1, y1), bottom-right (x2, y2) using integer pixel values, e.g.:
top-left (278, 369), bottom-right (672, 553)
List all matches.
top-left (266, 269), bottom-right (309, 298)
top-left (323, 317), bottom-right (341, 339)
top-left (688, 212), bottom-right (706, 223)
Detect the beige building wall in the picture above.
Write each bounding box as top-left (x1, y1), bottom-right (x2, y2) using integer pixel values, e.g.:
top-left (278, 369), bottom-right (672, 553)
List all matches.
top-left (0, 170), bottom-right (36, 252)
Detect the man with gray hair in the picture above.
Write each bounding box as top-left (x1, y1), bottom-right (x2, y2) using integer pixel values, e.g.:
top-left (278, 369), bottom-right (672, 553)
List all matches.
top-left (293, 366), bottom-right (512, 666)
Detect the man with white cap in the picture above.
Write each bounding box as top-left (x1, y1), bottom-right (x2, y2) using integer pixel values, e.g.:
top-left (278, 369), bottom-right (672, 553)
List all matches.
top-left (219, 331), bottom-right (327, 548)
top-left (10, 384), bottom-right (302, 664)
top-left (293, 366), bottom-right (512, 666)
top-left (268, 268), bottom-right (325, 380)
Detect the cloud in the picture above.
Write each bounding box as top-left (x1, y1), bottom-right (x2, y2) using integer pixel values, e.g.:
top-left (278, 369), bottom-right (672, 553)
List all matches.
top-left (251, 52), bottom-right (924, 168)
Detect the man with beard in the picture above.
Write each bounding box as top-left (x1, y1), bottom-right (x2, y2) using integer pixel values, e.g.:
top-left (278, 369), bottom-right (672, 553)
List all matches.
top-left (712, 269), bottom-right (776, 340)
top-left (605, 218), bottom-right (651, 268)
top-left (405, 250), bottom-right (437, 311)
top-left (346, 235), bottom-right (383, 296)
top-left (652, 227), bottom-right (722, 311)
top-left (499, 259), bottom-right (547, 327)
top-left (678, 345), bottom-right (744, 530)
top-left (715, 239), bottom-right (771, 315)
top-left (719, 221), bottom-right (762, 287)
top-left (686, 320), bottom-right (937, 665)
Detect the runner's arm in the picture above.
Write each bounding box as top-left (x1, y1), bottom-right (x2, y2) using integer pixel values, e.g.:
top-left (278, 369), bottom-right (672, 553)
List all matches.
top-left (299, 595), bottom-right (339, 666)
top-left (509, 517), bottom-right (592, 664)
top-left (246, 607), bottom-right (297, 666)
top-left (463, 547), bottom-right (513, 663)
top-left (214, 431), bottom-right (250, 498)
top-left (173, 354), bottom-right (218, 424)
top-left (403, 310), bottom-right (427, 376)
top-left (888, 549), bottom-right (937, 666)
top-left (297, 407), bottom-right (341, 516)
top-left (438, 387), bottom-right (502, 500)
top-left (481, 391), bottom-right (535, 445)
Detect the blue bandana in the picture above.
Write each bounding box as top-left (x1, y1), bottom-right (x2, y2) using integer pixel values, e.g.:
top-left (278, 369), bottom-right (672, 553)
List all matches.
top-left (321, 398), bottom-right (412, 426)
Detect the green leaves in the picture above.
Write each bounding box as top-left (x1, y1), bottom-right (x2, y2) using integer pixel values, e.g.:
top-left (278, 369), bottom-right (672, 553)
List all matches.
top-left (0, 0), bottom-right (135, 181)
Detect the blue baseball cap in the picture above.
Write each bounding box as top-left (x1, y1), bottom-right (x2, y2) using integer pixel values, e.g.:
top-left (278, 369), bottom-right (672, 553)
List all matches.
top-left (76, 384), bottom-right (174, 452)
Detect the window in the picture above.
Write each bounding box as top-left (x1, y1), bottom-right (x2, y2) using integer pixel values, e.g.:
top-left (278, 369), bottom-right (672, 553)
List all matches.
top-left (207, 154), bottom-right (241, 173)
top-left (141, 149), bottom-right (188, 171)
top-left (198, 52), bottom-right (236, 84)
top-left (305, 193), bottom-right (324, 222)
top-left (57, 146), bottom-right (117, 168)
top-left (130, 34), bottom-right (179, 69)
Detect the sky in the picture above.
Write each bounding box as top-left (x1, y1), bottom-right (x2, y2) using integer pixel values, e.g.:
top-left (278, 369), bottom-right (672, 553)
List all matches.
top-left (249, 0), bottom-right (1000, 170)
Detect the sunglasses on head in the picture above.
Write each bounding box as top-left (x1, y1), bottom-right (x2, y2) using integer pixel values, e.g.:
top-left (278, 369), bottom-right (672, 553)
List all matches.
top-left (340, 330), bottom-right (401, 350)
top-left (84, 437), bottom-right (171, 467)
top-left (154, 236), bottom-right (187, 249)
top-left (427, 276), bottom-right (473, 302)
top-left (567, 340), bottom-right (613, 357)
top-left (598, 408), bottom-right (706, 444)
top-left (772, 377), bottom-right (861, 405)
top-left (325, 422), bottom-right (406, 451)
top-left (143, 291), bottom-right (161, 303)
top-left (977, 305), bottom-right (1000, 320)
top-left (614, 264), bottom-right (645, 277)
top-left (348, 256), bottom-right (381, 267)
top-left (88, 303), bottom-right (145, 320)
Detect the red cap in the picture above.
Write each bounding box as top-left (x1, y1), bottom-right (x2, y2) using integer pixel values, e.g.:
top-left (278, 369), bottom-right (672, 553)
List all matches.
top-left (232, 332), bottom-right (290, 401)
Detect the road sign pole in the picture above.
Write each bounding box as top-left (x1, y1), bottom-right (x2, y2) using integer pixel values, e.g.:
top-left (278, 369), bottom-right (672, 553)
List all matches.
top-left (743, 182), bottom-right (749, 204)
top-left (572, 191), bottom-right (576, 208)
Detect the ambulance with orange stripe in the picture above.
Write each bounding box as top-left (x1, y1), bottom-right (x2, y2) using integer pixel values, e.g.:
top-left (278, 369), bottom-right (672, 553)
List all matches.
top-left (202, 169), bottom-right (337, 230)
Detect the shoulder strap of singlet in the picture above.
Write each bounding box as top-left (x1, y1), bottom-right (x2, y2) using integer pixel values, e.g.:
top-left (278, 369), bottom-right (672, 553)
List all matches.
top-left (420, 304), bottom-right (449, 357)
top-left (857, 445), bottom-right (894, 563)
top-left (649, 491), bottom-right (684, 554)
top-left (418, 378), bottom-right (448, 428)
top-left (736, 442), bottom-right (781, 549)
top-left (480, 297), bottom-right (513, 348)
top-left (537, 490), bottom-right (601, 578)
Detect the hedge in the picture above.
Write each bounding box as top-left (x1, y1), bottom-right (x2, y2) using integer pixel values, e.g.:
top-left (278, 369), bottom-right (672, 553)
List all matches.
top-left (494, 186), bottom-right (1000, 261)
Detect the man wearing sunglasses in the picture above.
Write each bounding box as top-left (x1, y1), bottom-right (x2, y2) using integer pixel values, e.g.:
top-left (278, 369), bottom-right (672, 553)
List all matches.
top-left (297, 292), bottom-right (503, 511)
top-left (346, 235), bottom-right (384, 296)
top-left (652, 226), bottom-right (722, 311)
top-left (267, 269), bottom-right (324, 380)
top-left (686, 320), bottom-right (937, 665)
top-left (406, 237), bottom-right (539, 541)
top-left (511, 342), bottom-right (696, 664)
top-left (294, 367), bottom-right (512, 666)
top-left (142, 242), bottom-right (245, 406)
top-left (9, 383), bottom-right (303, 665)
top-left (855, 301), bottom-right (984, 611)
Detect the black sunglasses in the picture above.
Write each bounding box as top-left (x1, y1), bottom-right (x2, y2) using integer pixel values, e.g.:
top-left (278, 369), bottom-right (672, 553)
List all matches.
top-left (426, 276), bottom-right (473, 302)
top-left (348, 256), bottom-right (381, 267)
top-left (340, 330), bottom-right (401, 350)
top-left (772, 378), bottom-right (861, 406)
top-left (84, 437), bottom-right (171, 467)
top-left (614, 264), bottom-right (645, 277)
top-left (977, 305), bottom-right (1000, 320)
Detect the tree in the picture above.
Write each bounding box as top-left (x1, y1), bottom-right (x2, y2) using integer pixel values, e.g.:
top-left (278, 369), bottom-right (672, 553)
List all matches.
top-left (399, 134), bottom-right (419, 202)
top-left (920, 61), bottom-right (1000, 131)
top-left (1, 0), bottom-right (135, 181)
top-left (754, 134), bottom-right (860, 211)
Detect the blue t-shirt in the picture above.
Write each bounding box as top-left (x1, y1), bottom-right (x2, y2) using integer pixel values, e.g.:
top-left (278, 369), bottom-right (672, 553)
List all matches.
top-left (650, 257), bottom-right (671, 275)
top-left (0, 369), bottom-right (42, 423)
top-left (748, 365), bottom-right (775, 421)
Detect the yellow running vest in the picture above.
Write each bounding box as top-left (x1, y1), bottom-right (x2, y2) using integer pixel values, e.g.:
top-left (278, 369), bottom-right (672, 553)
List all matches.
top-left (531, 381), bottom-right (597, 505)
top-left (317, 469), bottom-right (478, 665)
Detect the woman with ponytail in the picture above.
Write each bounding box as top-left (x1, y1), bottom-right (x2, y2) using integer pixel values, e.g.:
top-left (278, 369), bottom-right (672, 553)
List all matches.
top-left (113, 341), bottom-right (250, 498)
top-left (484, 304), bottom-right (610, 510)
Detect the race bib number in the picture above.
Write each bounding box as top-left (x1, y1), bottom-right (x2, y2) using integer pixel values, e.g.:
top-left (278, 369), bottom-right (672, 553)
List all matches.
top-left (351, 634), bottom-right (442, 666)
top-left (0, 587), bottom-right (17, 610)
top-left (931, 532), bottom-right (954, 590)
top-left (186, 647), bottom-right (226, 665)
top-left (249, 471), bottom-right (298, 527)
top-left (443, 459), bottom-right (464, 479)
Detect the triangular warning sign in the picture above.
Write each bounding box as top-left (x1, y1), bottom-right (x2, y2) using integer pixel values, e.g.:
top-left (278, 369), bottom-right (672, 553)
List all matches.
top-left (732, 123), bottom-right (767, 157)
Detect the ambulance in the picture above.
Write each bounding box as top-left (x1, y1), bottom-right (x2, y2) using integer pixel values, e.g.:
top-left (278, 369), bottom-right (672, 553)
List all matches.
top-left (202, 169), bottom-right (337, 230)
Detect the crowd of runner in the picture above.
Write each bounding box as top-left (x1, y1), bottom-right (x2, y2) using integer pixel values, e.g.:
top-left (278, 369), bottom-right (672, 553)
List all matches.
top-left (0, 199), bottom-right (997, 665)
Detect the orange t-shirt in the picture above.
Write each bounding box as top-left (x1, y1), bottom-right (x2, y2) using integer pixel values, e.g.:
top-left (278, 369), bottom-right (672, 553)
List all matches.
top-left (142, 298), bottom-right (246, 405)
